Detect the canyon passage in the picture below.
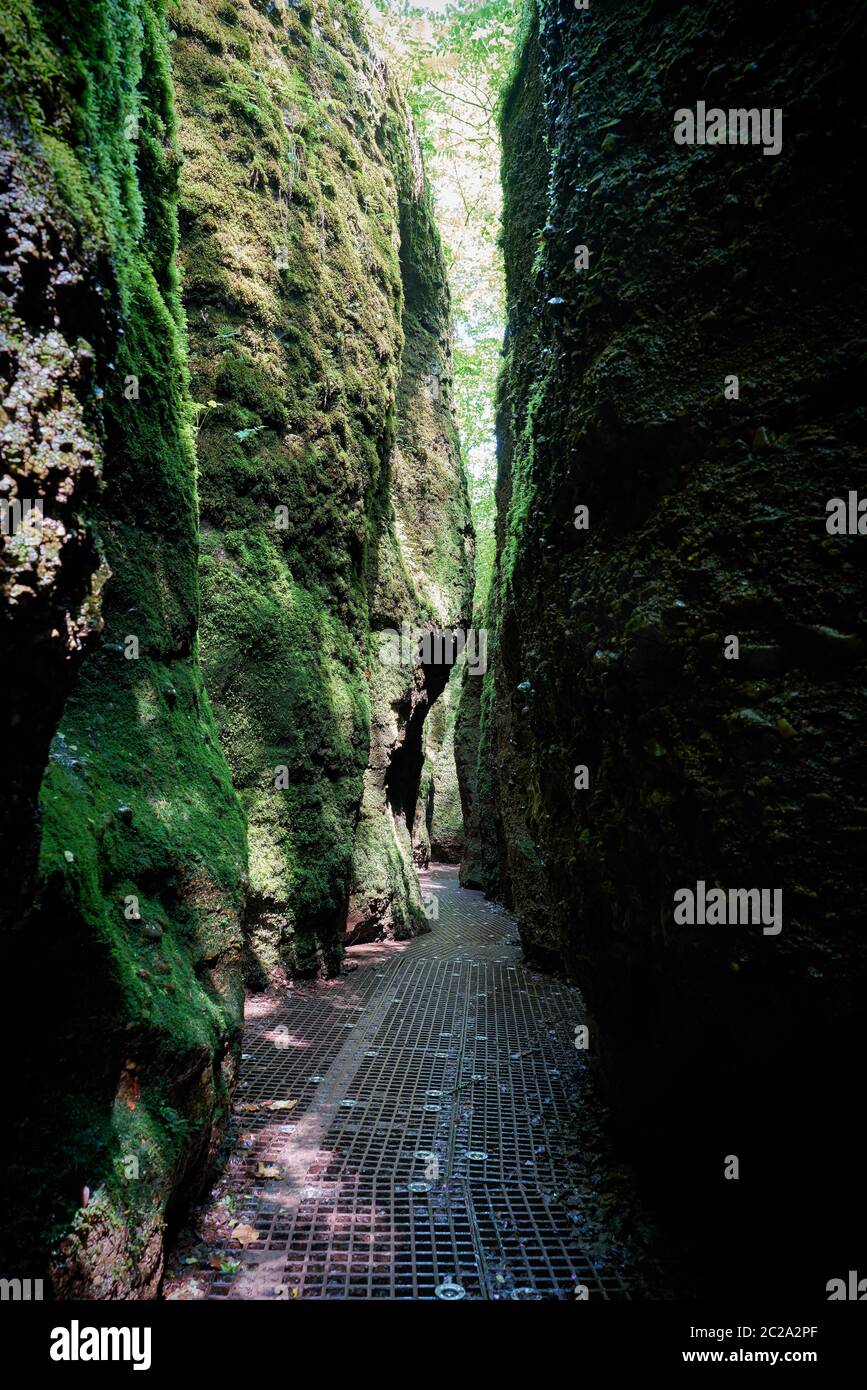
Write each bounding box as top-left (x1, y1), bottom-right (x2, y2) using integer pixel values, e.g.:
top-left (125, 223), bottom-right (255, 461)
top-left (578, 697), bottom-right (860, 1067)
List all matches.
top-left (1, 0), bottom-right (864, 1311)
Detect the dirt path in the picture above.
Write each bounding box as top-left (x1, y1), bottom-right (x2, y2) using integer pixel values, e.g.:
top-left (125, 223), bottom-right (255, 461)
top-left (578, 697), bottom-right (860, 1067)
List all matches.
top-left (164, 866), bottom-right (653, 1300)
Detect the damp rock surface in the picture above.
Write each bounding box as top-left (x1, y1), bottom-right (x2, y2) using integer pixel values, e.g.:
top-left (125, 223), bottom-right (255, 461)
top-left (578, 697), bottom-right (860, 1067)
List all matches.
top-left (458, 0), bottom-right (867, 1284)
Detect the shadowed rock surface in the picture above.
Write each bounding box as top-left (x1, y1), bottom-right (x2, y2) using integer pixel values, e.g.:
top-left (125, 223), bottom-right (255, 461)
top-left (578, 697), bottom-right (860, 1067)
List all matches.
top-left (459, 0), bottom-right (867, 1293)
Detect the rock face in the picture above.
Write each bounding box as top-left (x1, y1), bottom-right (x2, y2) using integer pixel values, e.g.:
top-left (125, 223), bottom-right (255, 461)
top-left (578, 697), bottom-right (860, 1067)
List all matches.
top-left (0, 137), bottom-right (105, 937)
top-left (1, 0), bottom-right (469, 1293)
top-left (1, 0), bottom-right (247, 1295)
top-left (467, 0), bottom-right (867, 1290)
top-left (426, 665), bottom-right (464, 864)
top-left (412, 662), bottom-right (465, 870)
top-left (173, 0), bottom-right (472, 972)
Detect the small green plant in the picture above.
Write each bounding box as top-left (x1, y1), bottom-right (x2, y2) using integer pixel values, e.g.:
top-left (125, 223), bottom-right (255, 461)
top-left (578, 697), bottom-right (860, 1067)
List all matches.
top-left (191, 399), bottom-right (221, 437)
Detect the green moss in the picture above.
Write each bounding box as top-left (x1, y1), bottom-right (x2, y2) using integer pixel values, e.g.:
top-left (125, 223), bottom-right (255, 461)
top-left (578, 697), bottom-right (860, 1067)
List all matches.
top-left (199, 524), bottom-right (369, 977)
top-left (1, 0), bottom-right (246, 1290)
top-left (174, 0), bottom-right (472, 971)
top-left (426, 662), bottom-right (464, 862)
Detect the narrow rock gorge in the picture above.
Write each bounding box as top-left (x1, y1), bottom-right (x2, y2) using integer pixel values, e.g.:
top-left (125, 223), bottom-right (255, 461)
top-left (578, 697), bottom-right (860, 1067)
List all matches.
top-left (1, 0), bottom-right (864, 1313)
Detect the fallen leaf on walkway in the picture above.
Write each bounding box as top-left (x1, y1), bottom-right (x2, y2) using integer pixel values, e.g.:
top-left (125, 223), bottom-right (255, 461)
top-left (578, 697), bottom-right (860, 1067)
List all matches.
top-left (165, 1279), bottom-right (203, 1300)
top-left (264, 1099), bottom-right (297, 1111)
top-left (236, 1103), bottom-right (260, 1113)
top-left (256, 1163), bottom-right (282, 1178)
top-left (230, 1223), bottom-right (260, 1247)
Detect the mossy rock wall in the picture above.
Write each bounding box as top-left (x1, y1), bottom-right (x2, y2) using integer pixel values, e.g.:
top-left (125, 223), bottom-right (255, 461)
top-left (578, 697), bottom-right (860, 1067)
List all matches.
top-left (475, 0), bottom-right (867, 1285)
top-left (1, 0), bottom-right (468, 1293)
top-left (172, 0), bottom-right (472, 967)
top-left (1, 0), bottom-right (246, 1296)
top-left (427, 662), bottom-right (464, 864)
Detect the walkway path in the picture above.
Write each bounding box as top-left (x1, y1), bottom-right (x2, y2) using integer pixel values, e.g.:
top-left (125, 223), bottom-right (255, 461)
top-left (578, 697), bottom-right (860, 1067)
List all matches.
top-left (165, 866), bottom-right (645, 1300)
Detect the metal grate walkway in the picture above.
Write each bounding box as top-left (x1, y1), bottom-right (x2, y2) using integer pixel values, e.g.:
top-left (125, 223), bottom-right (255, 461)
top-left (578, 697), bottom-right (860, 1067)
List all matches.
top-left (165, 866), bottom-right (636, 1300)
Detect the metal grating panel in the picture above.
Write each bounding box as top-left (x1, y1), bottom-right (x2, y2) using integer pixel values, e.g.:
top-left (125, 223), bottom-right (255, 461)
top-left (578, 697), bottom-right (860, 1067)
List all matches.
top-left (165, 866), bottom-right (632, 1300)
